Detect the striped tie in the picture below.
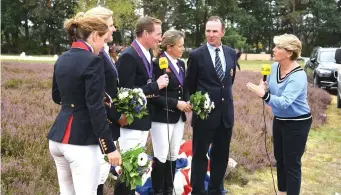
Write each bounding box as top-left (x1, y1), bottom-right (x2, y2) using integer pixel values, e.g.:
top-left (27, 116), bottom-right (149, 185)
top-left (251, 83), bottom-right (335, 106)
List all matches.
top-left (215, 48), bottom-right (224, 82)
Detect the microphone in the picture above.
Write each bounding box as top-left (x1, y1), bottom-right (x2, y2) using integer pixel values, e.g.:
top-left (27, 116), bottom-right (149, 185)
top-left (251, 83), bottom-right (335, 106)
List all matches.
top-left (261, 64), bottom-right (271, 81)
top-left (159, 57), bottom-right (169, 74)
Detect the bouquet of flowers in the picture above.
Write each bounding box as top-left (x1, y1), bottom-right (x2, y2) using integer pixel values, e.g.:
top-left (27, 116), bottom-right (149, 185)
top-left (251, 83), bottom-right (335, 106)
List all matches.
top-left (112, 88), bottom-right (148, 125)
top-left (106, 147), bottom-right (151, 189)
top-left (189, 91), bottom-right (215, 120)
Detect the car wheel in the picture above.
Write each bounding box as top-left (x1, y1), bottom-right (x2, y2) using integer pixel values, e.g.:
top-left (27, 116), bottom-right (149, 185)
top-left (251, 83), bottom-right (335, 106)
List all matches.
top-left (313, 76), bottom-right (320, 88)
top-left (337, 91), bottom-right (341, 108)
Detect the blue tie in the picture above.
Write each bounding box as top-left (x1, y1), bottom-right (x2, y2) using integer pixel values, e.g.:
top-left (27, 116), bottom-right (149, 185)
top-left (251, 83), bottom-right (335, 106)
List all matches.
top-left (215, 48), bottom-right (224, 82)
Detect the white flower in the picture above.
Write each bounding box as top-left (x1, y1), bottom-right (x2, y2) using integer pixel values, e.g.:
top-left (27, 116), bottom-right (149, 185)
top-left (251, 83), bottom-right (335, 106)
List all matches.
top-left (118, 91), bottom-right (129, 99)
top-left (137, 152), bottom-right (148, 167)
top-left (139, 92), bottom-right (145, 98)
top-left (204, 93), bottom-right (209, 100)
top-left (133, 88), bottom-right (140, 93)
top-left (211, 102), bottom-right (215, 109)
top-left (138, 98), bottom-right (143, 105)
top-left (204, 101), bottom-right (209, 109)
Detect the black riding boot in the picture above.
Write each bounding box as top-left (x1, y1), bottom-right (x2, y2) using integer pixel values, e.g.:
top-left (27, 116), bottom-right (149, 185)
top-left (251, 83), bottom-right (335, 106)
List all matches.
top-left (97, 184), bottom-right (104, 195)
top-left (164, 160), bottom-right (176, 195)
top-left (113, 180), bottom-right (135, 195)
top-left (151, 157), bottom-right (166, 195)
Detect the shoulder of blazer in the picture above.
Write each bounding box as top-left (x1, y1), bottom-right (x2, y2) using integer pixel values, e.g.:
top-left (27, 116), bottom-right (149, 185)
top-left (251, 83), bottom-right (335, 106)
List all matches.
top-left (122, 46), bottom-right (137, 57)
top-left (223, 45), bottom-right (236, 56)
top-left (190, 45), bottom-right (205, 56)
top-left (66, 49), bottom-right (101, 66)
top-left (119, 46), bottom-right (142, 64)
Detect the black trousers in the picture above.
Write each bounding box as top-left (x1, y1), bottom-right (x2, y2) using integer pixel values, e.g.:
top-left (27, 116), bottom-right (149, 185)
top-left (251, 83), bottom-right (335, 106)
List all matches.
top-left (191, 121), bottom-right (233, 195)
top-left (273, 117), bottom-right (312, 195)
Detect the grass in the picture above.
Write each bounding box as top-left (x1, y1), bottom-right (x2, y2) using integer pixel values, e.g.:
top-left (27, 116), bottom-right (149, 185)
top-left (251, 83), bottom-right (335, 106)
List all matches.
top-left (225, 96), bottom-right (341, 195)
top-left (239, 60), bottom-right (305, 71)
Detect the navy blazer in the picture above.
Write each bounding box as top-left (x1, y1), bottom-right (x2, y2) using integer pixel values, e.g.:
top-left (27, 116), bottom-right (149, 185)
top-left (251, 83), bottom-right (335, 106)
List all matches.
top-left (48, 48), bottom-right (115, 153)
top-left (116, 46), bottom-right (159, 131)
top-left (99, 51), bottom-right (121, 141)
top-left (185, 44), bottom-right (236, 129)
top-left (152, 57), bottom-right (189, 123)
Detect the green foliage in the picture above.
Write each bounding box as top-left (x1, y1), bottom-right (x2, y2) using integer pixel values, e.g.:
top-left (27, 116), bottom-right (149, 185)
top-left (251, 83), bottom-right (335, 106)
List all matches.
top-left (112, 88), bottom-right (148, 125)
top-left (189, 91), bottom-right (215, 120)
top-left (223, 29), bottom-right (248, 49)
top-left (104, 147), bottom-right (149, 189)
top-left (75, 0), bottom-right (137, 29)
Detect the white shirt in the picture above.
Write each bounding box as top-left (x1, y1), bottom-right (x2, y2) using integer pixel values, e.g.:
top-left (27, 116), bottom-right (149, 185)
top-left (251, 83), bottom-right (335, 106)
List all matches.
top-left (206, 43), bottom-right (226, 73)
top-left (164, 52), bottom-right (179, 73)
top-left (103, 43), bottom-right (109, 55)
top-left (136, 40), bottom-right (151, 64)
top-left (84, 41), bottom-right (94, 53)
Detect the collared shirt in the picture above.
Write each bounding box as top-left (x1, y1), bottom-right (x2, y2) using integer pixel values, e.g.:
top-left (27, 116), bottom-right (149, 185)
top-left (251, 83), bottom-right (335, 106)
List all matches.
top-left (84, 41), bottom-right (94, 53)
top-left (136, 40), bottom-right (151, 64)
top-left (207, 42), bottom-right (226, 73)
top-left (103, 43), bottom-right (110, 55)
top-left (164, 52), bottom-right (179, 73)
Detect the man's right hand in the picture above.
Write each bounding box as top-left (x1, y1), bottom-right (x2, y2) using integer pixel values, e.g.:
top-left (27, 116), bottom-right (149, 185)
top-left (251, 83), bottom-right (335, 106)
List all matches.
top-left (106, 150), bottom-right (122, 166)
top-left (156, 74), bottom-right (169, 90)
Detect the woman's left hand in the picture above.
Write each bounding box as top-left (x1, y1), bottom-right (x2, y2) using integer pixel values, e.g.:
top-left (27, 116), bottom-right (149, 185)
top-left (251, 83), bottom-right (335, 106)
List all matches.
top-left (246, 82), bottom-right (266, 98)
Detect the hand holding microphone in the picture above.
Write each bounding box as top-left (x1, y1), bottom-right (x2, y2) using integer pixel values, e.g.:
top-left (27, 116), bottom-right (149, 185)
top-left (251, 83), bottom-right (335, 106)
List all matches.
top-left (157, 57), bottom-right (169, 90)
top-left (246, 64), bottom-right (271, 98)
top-left (157, 74), bottom-right (169, 90)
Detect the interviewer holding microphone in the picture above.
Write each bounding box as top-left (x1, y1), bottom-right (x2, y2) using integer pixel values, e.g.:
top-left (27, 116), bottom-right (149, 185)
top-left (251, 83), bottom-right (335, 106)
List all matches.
top-left (151, 29), bottom-right (191, 195)
top-left (247, 34), bottom-right (312, 195)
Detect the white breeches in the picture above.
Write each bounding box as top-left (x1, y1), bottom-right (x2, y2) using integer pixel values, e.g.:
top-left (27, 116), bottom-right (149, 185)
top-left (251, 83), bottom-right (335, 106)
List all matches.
top-left (119, 128), bottom-right (149, 152)
top-left (150, 119), bottom-right (185, 163)
top-left (49, 140), bottom-right (101, 195)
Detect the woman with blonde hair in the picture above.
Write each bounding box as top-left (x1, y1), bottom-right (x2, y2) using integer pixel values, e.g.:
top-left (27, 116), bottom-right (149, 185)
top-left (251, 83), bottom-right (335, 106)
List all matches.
top-left (151, 29), bottom-right (191, 195)
top-left (84, 7), bottom-right (128, 195)
top-left (247, 34), bottom-right (312, 195)
top-left (48, 12), bottom-right (122, 195)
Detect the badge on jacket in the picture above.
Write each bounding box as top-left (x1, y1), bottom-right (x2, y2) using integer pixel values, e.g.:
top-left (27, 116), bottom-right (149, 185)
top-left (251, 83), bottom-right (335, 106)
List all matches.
top-left (230, 69), bottom-right (233, 76)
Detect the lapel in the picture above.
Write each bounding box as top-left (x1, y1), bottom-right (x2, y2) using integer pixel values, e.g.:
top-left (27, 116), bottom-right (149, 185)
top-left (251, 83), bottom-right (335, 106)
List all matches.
top-left (178, 60), bottom-right (185, 82)
top-left (160, 53), bottom-right (184, 86)
top-left (100, 51), bottom-right (118, 77)
top-left (131, 47), bottom-right (151, 78)
top-left (202, 44), bottom-right (221, 83)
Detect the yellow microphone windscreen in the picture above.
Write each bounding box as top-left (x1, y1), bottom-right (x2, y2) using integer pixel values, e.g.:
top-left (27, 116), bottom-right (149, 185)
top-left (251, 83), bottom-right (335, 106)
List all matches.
top-left (261, 64), bottom-right (271, 76)
top-left (159, 57), bottom-right (169, 69)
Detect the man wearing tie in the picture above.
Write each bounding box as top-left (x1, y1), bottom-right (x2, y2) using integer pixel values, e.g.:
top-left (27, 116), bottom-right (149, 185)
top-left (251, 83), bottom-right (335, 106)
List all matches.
top-left (186, 16), bottom-right (236, 195)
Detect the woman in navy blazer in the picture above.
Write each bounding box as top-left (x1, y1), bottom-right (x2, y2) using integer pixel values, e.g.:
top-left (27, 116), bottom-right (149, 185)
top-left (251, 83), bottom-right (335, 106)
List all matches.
top-left (48, 13), bottom-right (121, 195)
top-left (84, 6), bottom-right (128, 195)
top-left (150, 29), bottom-right (191, 195)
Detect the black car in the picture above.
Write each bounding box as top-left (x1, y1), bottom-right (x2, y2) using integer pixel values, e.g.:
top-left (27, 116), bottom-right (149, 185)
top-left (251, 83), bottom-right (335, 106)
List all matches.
top-left (335, 48), bottom-right (341, 108)
top-left (304, 47), bottom-right (339, 90)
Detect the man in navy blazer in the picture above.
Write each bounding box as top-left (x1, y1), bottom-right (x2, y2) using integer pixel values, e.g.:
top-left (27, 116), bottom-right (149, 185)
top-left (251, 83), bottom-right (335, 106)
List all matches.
top-left (186, 16), bottom-right (236, 195)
